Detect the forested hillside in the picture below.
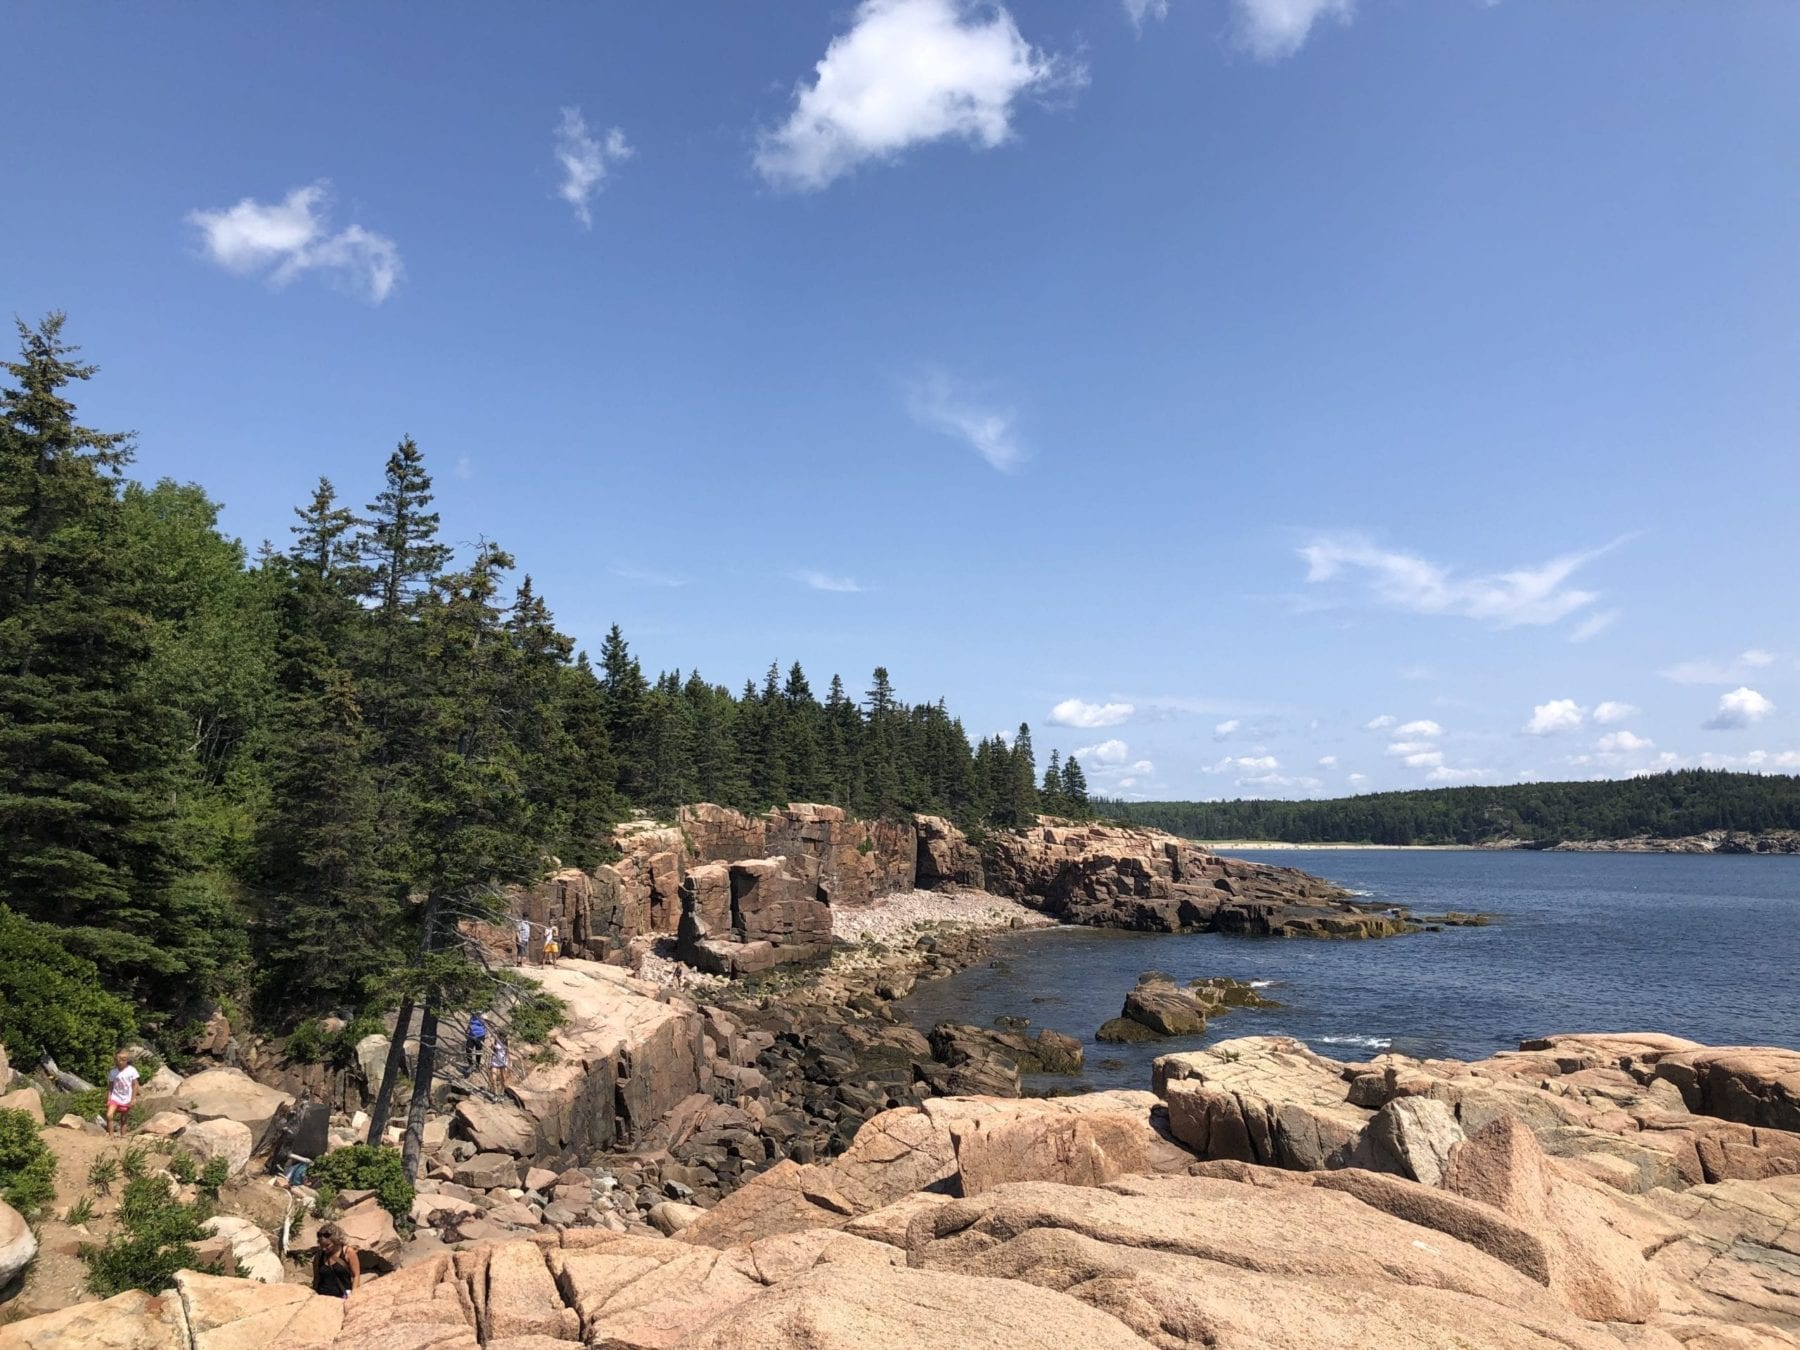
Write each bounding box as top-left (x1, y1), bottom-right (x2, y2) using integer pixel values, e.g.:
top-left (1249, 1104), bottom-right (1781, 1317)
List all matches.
top-left (1104, 770), bottom-right (1800, 846)
top-left (0, 313), bottom-right (1093, 1061)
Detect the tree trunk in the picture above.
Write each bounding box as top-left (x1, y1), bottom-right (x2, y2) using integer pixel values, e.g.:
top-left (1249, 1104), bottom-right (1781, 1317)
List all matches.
top-left (365, 998), bottom-right (414, 1145)
top-left (401, 1003), bottom-right (439, 1180)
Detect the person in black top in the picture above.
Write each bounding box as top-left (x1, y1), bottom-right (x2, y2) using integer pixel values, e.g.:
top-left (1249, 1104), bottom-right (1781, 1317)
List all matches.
top-left (312, 1223), bottom-right (360, 1298)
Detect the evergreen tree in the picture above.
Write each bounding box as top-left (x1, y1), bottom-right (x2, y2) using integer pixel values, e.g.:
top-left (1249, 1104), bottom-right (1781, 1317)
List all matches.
top-left (597, 624), bottom-right (650, 798)
top-left (0, 314), bottom-right (223, 996)
top-left (1060, 754), bottom-right (1089, 815)
top-left (1041, 749), bottom-right (1065, 814)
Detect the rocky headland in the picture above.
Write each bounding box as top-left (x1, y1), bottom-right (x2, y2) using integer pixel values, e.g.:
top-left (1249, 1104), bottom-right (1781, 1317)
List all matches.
top-left (1492, 830), bottom-right (1800, 855)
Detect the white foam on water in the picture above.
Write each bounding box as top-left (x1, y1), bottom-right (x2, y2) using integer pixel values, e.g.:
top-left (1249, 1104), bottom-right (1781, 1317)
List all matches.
top-left (1247, 980), bottom-right (1275, 988)
top-left (1318, 1034), bottom-right (1392, 1050)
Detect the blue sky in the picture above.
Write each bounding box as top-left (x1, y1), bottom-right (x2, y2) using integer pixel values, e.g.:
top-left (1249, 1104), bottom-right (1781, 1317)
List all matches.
top-left (7, 0), bottom-right (1799, 800)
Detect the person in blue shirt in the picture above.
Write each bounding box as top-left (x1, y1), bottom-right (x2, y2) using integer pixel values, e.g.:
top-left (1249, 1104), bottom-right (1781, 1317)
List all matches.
top-left (465, 1011), bottom-right (488, 1070)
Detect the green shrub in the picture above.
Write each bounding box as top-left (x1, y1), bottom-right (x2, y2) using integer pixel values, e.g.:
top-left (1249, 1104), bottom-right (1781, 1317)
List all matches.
top-left (87, 1155), bottom-right (120, 1193)
top-left (198, 1157), bottom-right (229, 1195)
top-left (0, 908), bottom-right (137, 1083)
top-left (65, 1193), bottom-right (96, 1226)
top-left (284, 1018), bottom-right (327, 1064)
top-left (286, 1012), bottom-right (384, 1069)
top-left (120, 1143), bottom-right (150, 1180)
top-left (0, 1108), bottom-right (56, 1214)
top-left (45, 1087), bottom-right (110, 1126)
top-left (166, 1151), bottom-right (196, 1185)
top-left (81, 1175), bottom-right (221, 1296)
top-left (505, 990), bottom-right (568, 1047)
top-left (308, 1144), bottom-right (413, 1220)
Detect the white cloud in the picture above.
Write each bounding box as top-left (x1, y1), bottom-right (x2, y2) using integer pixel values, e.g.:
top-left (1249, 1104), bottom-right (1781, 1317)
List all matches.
top-left (1703, 687), bottom-right (1775, 731)
top-left (792, 570), bottom-right (864, 593)
top-left (1385, 740), bottom-right (1435, 758)
top-left (1128, 759), bottom-right (1155, 774)
top-left (905, 371), bottom-right (1025, 472)
top-left (1050, 698), bottom-right (1134, 729)
top-left (1364, 714), bottom-right (1397, 731)
top-left (1209, 754), bottom-right (1279, 773)
top-left (554, 107), bottom-right (633, 228)
top-left (1076, 738), bottom-right (1130, 764)
top-left (1568, 609), bottom-right (1620, 643)
top-left (1697, 749), bottom-right (1800, 771)
top-left (1122, 0), bottom-right (1169, 26)
top-left (755, 0), bottom-right (1083, 191)
top-left (611, 565), bottom-right (687, 588)
top-left (1213, 718), bottom-right (1241, 740)
top-left (1662, 649), bottom-right (1779, 685)
top-left (1240, 771), bottom-right (1324, 792)
top-left (1592, 701), bottom-right (1637, 724)
top-left (1395, 719), bottom-right (1442, 738)
top-left (1317, 754), bottom-right (1338, 768)
top-left (1428, 765), bottom-right (1490, 783)
top-left (1299, 535), bottom-right (1614, 628)
top-left (1526, 699), bottom-right (1585, 735)
top-left (189, 182), bottom-right (400, 302)
top-left (453, 454), bottom-right (474, 481)
top-left (1596, 730), bottom-right (1654, 753)
top-left (1233, 0), bottom-right (1355, 60)
top-left (1402, 750), bottom-right (1444, 769)
top-left (1347, 772), bottom-right (1368, 785)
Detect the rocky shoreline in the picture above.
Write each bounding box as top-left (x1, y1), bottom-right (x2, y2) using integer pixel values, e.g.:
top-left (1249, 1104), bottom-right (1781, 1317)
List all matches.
top-left (1489, 829), bottom-right (1800, 854)
top-left (9, 1027), bottom-right (1800, 1346)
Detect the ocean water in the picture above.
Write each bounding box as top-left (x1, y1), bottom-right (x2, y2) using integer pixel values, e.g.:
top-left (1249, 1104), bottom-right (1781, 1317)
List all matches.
top-left (894, 850), bottom-right (1800, 1093)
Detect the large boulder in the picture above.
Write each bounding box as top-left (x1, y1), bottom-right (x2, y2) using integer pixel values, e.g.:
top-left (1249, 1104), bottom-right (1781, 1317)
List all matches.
top-left (685, 1260), bottom-right (1156, 1350)
top-left (184, 1118), bottom-right (254, 1178)
top-left (0, 1087), bottom-right (43, 1126)
top-left (335, 1196), bottom-right (402, 1268)
top-left (1119, 974), bottom-right (1210, 1036)
top-left (0, 1199), bottom-right (37, 1290)
top-left (1442, 1116), bottom-right (1657, 1323)
top-left (454, 1151), bottom-right (522, 1191)
top-left (199, 1215), bottom-right (283, 1284)
top-left (484, 1239), bottom-right (580, 1341)
top-left (177, 1068), bottom-right (292, 1137)
top-left (174, 1268), bottom-right (345, 1347)
top-left (950, 1112), bottom-right (1150, 1196)
top-left (1655, 1046), bottom-right (1800, 1132)
top-left (0, 1288), bottom-right (187, 1346)
top-left (1156, 1037), bottom-right (1372, 1170)
top-left (452, 1098), bottom-right (536, 1156)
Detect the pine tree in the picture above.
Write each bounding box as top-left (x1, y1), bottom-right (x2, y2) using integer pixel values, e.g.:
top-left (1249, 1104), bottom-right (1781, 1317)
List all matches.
top-left (597, 624), bottom-right (650, 798)
top-left (1041, 749), bottom-right (1065, 814)
top-left (1060, 754), bottom-right (1090, 816)
top-left (0, 315), bottom-right (215, 995)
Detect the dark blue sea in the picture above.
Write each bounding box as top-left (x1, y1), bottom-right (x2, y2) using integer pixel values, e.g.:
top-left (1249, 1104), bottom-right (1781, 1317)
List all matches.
top-left (894, 850), bottom-right (1800, 1093)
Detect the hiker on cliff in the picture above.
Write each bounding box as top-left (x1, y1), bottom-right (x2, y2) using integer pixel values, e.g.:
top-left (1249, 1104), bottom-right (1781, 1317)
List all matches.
top-left (312, 1223), bottom-right (361, 1297)
top-left (515, 917), bottom-right (531, 964)
top-left (104, 1049), bottom-right (138, 1138)
top-left (544, 924), bottom-right (560, 966)
top-left (465, 1010), bottom-right (488, 1070)
top-left (487, 1033), bottom-right (509, 1094)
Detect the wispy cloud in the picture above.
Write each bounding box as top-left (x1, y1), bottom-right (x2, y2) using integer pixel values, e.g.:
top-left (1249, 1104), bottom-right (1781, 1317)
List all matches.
top-left (188, 182), bottom-right (400, 302)
top-left (612, 565), bottom-right (688, 589)
top-left (1661, 649), bottom-right (1777, 686)
top-left (554, 107), bottom-right (633, 228)
top-left (1703, 687), bottom-right (1774, 731)
top-left (453, 454), bottom-right (474, 481)
top-left (905, 371), bottom-right (1026, 472)
top-left (1569, 609), bottom-right (1620, 644)
top-left (1364, 714), bottom-right (1397, 731)
top-left (1050, 698), bottom-right (1134, 729)
top-left (1525, 699), bottom-right (1585, 735)
top-left (792, 569), bottom-right (865, 593)
top-left (1075, 738), bottom-right (1130, 764)
top-left (1299, 534), bottom-right (1618, 629)
top-left (755, 0), bottom-right (1083, 191)
top-left (1593, 701), bottom-right (1637, 725)
top-left (1233, 0), bottom-right (1354, 60)
top-left (1428, 765), bottom-right (1490, 783)
top-left (1212, 719), bottom-right (1241, 740)
top-left (1596, 730), bottom-right (1654, 753)
top-left (1122, 0), bottom-right (1170, 28)
top-left (1395, 719), bottom-right (1442, 738)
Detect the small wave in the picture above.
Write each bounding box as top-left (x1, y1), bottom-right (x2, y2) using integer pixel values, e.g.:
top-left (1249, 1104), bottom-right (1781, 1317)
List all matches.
top-left (1318, 1034), bottom-right (1392, 1050)
top-left (1344, 888), bottom-right (1374, 897)
top-left (1246, 979), bottom-right (1276, 988)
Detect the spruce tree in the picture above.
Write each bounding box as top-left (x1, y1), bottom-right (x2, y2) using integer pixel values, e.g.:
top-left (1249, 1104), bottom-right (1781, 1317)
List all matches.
top-left (0, 314), bottom-right (209, 994)
top-left (1061, 754), bottom-right (1090, 816)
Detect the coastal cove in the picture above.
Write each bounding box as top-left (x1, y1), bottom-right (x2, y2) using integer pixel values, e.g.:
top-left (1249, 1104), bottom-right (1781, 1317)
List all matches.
top-left (896, 848), bottom-right (1800, 1090)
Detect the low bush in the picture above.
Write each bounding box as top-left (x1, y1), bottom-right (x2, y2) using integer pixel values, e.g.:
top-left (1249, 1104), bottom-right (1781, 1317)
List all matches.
top-left (308, 1144), bottom-right (413, 1220)
top-left (505, 989), bottom-right (568, 1047)
top-left (0, 1108), bottom-right (56, 1214)
top-left (0, 908), bottom-right (137, 1083)
top-left (80, 1175), bottom-right (226, 1296)
top-left (198, 1157), bottom-right (229, 1196)
top-left (166, 1151), bottom-right (196, 1185)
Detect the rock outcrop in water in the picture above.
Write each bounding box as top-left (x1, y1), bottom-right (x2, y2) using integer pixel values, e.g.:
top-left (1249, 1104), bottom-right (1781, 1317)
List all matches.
top-left (14, 1030), bottom-right (1800, 1348)
top-left (508, 808), bottom-right (1395, 978)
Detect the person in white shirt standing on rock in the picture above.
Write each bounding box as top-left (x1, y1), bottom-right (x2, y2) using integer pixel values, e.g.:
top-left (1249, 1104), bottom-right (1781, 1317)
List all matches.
top-left (515, 917), bottom-right (531, 965)
top-left (105, 1050), bottom-right (138, 1138)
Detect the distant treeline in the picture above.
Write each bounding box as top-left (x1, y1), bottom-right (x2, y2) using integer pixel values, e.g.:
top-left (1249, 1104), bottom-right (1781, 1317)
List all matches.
top-left (1100, 770), bottom-right (1800, 846)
